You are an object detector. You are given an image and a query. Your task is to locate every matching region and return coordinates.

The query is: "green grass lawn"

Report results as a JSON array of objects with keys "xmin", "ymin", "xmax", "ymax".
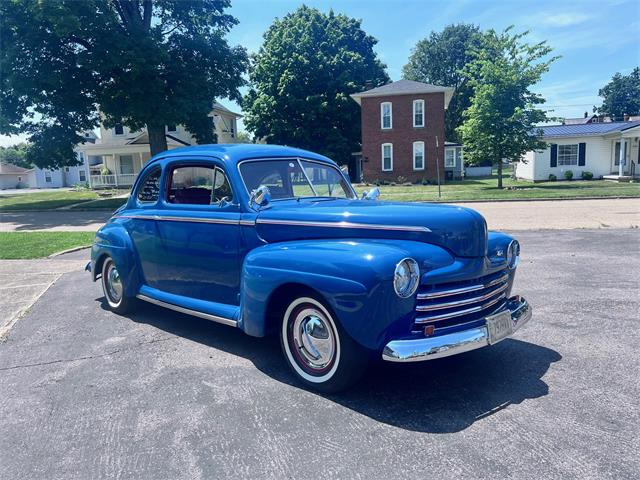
[
  {"xmin": 355, "ymin": 176, "xmax": 640, "ymax": 202},
  {"xmin": 69, "ymin": 196, "xmax": 128, "ymax": 210},
  {"xmin": 0, "ymin": 232, "xmax": 94, "ymax": 259},
  {"xmin": 0, "ymin": 189, "xmax": 128, "ymax": 211}
]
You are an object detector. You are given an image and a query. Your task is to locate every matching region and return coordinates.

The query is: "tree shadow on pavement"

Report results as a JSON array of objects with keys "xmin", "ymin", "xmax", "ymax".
[{"xmin": 106, "ymin": 299, "xmax": 561, "ymax": 434}]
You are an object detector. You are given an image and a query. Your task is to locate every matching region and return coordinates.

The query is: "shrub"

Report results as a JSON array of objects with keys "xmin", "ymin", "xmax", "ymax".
[
  {"xmin": 421, "ymin": 177, "xmax": 429, "ymax": 185},
  {"xmin": 581, "ymin": 171, "xmax": 593, "ymax": 180},
  {"xmin": 397, "ymin": 175, "xmax": 407, "ymax": 184},
  {"xmin": 564, "ymin": 170, "xmax": 573, "ymax": 180},
  {"xmin": 548, "ymin": 174, "xmax": 557, "ymax": 181}
]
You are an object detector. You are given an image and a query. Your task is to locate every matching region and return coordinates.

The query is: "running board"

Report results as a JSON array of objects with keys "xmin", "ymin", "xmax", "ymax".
[{"xmin": 136, "ymin": 294, "xmax": 238, "ymax": 327}]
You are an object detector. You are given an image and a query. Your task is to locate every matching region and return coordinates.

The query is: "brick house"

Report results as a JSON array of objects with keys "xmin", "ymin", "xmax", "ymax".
[{"xmin": 350, "ymin": 80, "xmax": 454, "ymax": 183}]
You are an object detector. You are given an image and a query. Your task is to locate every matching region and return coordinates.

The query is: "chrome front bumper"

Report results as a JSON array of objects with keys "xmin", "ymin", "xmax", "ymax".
[{"xmin": 382, "ymin": 296, "xmax": 532, "ymax": 362}]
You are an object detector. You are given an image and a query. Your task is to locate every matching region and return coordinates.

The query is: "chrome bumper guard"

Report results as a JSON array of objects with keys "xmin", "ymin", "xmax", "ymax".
[{"xmin": 382, "ymin": 296, "xmax": 531, "ymax": 363}]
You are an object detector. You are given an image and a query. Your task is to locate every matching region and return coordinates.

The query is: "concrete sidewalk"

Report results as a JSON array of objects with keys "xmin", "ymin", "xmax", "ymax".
[
  {"xmin": 1, "ymin": 198, "xmax": 638, "ymax": 232},
  {"xmin": 0, "ymin": 249, "xmax": 89, "ymax": 340}
]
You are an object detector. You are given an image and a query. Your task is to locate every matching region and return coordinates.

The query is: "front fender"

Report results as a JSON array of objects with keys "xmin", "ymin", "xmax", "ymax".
[
  {"xmin": 91, "ymin": 221, "xmax": 142, "ymax": 298},
  {"xmin": 240, "ymin": 239, "xmax": 455, "ymax": 351}
]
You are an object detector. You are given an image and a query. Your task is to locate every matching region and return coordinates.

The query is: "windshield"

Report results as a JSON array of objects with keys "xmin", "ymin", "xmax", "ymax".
[{"xmin": 239, "ymin": 159, "xmax": 355, "ymax": 200}]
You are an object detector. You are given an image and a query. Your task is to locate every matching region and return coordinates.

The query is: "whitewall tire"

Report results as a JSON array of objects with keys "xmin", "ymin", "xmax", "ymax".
[{"xmin": 280, "ymin": 296, "xmax": 368, "ymax": 393}]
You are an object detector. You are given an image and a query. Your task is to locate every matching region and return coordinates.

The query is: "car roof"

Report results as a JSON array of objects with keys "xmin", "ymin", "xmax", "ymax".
[{"xmin": 154, "ymin": 144, "xmax": 334, "ymax": 167}]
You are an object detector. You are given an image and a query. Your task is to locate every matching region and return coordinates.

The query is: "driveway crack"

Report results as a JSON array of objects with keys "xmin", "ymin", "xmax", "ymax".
[{"xmin": 0, "ymin": 335, "xmax": 177, "ymax": 372}]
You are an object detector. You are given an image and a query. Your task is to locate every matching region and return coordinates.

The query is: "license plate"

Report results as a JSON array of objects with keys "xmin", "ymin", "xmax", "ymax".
[{"xmin": 486, "ymin": 310, "xmax": 514, "ymax": 345}]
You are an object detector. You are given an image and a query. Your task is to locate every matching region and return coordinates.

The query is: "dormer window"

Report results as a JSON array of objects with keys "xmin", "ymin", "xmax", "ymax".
[
  {"xmin": 380, "ymin": 102, "xmax": 392, "ymax": 129},
  {"xmin": 166, "ymin": 124, "xmax": 177, "ymax": 133},
  {"xmin": 114, "ymin": 124, "xmax": 124, "ymax": 135},
  {"xmin": 413, "ymin": 99, "xmax": 424, "ymax": 127}
]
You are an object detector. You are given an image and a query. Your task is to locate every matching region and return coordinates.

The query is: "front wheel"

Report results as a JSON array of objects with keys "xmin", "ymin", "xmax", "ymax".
[
  {"xmin": 280, "ymin": 296, "xmax": 368, "ymax": 393},
  {"xmin": 101, "ymin": 257, "xmax": 135, "ymax": 314}
]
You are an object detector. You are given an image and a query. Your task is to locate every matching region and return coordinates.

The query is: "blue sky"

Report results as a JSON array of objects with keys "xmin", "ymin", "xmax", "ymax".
[{"xmin": 1, "ymin": 0, "xmax": 638, "ymax": 147}]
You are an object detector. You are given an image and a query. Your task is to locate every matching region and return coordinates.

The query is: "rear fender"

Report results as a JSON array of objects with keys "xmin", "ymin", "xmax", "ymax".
[{"xmin": 240, "ymin": 239, "xmax": 454, "ymax": 351}]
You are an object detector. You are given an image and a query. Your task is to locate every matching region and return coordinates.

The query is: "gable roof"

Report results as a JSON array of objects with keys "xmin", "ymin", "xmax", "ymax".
[
  {"xmin": 0, "ymin": 162, "xmax": 33, "ymax": 175},
  {"xmin": 540, "ymin": 121, "xmax": 640, "ymax": 139},
  {"xmin": 350, "ymin": 79, "xmax": 455, "ymax": 108}
]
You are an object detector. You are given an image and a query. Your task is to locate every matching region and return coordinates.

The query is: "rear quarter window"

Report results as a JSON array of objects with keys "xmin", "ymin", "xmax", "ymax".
[{"xmin": 136, "ymin": 167, "xmax": 161, "ymax": 203}]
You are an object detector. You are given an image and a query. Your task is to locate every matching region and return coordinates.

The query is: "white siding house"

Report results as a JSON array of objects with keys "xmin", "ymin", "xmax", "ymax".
[
  {"xmin": 79, "ymin": 102, "xmax": 241, "ymax": 188},
  {"xmin": 515, "ymin": 122, "xmax": 640, "ymax": 181}
]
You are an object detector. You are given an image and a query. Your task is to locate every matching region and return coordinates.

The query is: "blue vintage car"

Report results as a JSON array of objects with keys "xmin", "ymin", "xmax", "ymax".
[{"xmin": 88, "ymin": 144, "xmax": 531, "ymax": 392}]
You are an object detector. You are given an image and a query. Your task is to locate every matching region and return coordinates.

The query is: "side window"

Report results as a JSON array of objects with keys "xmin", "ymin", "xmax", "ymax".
[
  {"xmin": 136, "ymin": 167, "xmax": 161, "ymax": 203},
  {"xmin": 167, "ymin": 165, "xmax": 233, "ymax": 205}
]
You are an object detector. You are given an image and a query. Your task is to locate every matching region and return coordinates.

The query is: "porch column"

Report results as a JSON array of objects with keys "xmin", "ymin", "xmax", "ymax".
[{"xmin": 619, "ymin": 138, "xmax": 626, "ymax": 176}]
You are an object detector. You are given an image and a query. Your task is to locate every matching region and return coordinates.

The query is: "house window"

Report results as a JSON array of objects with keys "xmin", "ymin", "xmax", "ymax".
[
  {"xmin": 558, "ymin": 144, "xmax": 579, "ymax": 166},
  {"xmin": 614, "ymin": 141, "xmax": 627, "ymax": 166},
  {"xmin": 413, "ymin": 100, "xmax": 424, "ymax": 127},
  {"xmin": 79, "ymin": 170, "xmax": 87, "ymax": 182},
  {"xmin": 380, "ymin": 102, "xmax": 392, "ymax": 129},
  {"xmin": 166, "ymin": 124, "xmax": 177, "ymax": 133},
  {"xmin": 113, "ymin": 124, "xmax": 124, "ymax": 135},
  {"xmin": 45, "ymin": 171, "xmax": 52, "ymax": 183},
  {"xmin": 413, "ymin": 141, "xmax": 425, "ymax": 170},
  {"xmin": 65, "ymin": 167, "xmax": 70, "ymax": 172},
  {"xmin": 445, "ymin": 148, "xmax": 456, "ymax": 167},
  {"xmin": 119, "ymin": 155, "xmax": 134, "ymax": 175},
  {"xmin": 17, "ymin": 176, "xmax": 22, "ymax": 182},
  {"xmin": 381, "ymin": 143, "xmax": 393, "ymax": 171}
]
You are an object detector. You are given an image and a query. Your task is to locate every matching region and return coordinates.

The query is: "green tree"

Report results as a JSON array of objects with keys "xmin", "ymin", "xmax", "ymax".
[
  {"xmin": 0, "ymin": 0, "xmax": 247, "ymax": 169},
  {"xmin": 459, "ymin": 28, "xmax": 557, "ymax": 188},
  {"xmin": 0, "ymin": 143, "xmax": 31, "ymax": 169},
  {"xmin": 242, "ymin": 6, "xmax": 389, "ymax": 164},
  {"xmin": 596, "ymin": 67, "xmax": 640, "ymax": 120},
  {"xmin": 403, "ymin": 24, "xmax": 482, "ymax": 142},
  {"xmin": 235, "ymin": 131, "xmax": 254, "ymax": 143}
]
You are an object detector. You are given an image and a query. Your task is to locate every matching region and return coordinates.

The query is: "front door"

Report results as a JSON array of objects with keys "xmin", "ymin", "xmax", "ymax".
[{"xmin": 151, "ymin": 160, "xmax": 241, "ymax": 305}]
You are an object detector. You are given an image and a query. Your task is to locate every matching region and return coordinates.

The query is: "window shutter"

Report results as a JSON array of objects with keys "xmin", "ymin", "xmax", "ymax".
[
  {"xmin": 578, "ymin": 143, "xmax": 586, "ymax": 166},
  {"xmin": 550, "ymin": 144, "xmax": 557, "ymax": 167}
]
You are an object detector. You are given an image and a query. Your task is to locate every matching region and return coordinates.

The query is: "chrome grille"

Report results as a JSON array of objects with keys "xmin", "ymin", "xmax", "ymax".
[{"xmin": 415, "ymin": 270, "xmax": 510, "ymax": 331}]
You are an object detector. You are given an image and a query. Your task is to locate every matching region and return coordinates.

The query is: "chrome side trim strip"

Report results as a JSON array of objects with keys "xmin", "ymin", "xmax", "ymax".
[
  {"xmin": 417, "ymin": 273, "xmax": 509, "ymax": 300},
  {"xmin": 255, "ymin": 218, "xmax": 431, "ymax": 233},
  {"xmin": 415, "ymin": 292, "xmax": 506, "ymax": 324},
  {"xmin": 116, "ymin": 215, "xmax": 239, "ymax": 225},
  {"xmin": 136, "ymin": 294, "xmax": 238, "ymax": 327},
  {"xmin": 239, "ymin": 219, "xmax": 256, "ymax": 226},
  {"xmin": 416, "ymin": 282, "xmax": 509, "ymax": 312}
]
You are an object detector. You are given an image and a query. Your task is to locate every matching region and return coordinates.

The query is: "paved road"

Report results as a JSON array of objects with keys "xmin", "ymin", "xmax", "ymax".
[
  {"xmin": 1, "ymin": 229, "xmax": 638, "ymax": 479},
  {"xmin": 1, "ymin": 198, "xmax": 638, "ymax": 232}
]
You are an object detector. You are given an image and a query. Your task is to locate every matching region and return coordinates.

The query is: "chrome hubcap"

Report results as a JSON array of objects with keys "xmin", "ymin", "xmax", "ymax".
[
  {"xmin": 106, "ymin": 263, "xmax": 123, "ymax": 303},
  {"xmin": 292, "ymin": 308, "xmax": 336, "ymax": 371}
]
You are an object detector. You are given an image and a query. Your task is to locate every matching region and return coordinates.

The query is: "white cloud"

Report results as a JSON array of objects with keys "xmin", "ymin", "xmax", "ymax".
[{"xmin": 539, "ymin": 12, "xmax": 593, "ymax": 27}]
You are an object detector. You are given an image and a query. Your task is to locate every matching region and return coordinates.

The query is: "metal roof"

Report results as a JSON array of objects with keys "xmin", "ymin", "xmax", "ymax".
[
  {"xmin": 540, "ymin": 121, "xmax": 640, "ymax": 138},
  {"xmin": 154, "ymin": 143, "xmax": 333, "ymax": 166}
]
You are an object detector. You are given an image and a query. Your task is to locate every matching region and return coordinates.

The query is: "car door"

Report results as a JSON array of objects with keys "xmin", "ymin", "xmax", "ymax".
[{"xmin": 151, "ymin": 159, "xmax": 241, "ymax": 305}]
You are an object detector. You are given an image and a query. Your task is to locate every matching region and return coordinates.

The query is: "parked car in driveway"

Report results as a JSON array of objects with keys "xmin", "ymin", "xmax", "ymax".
[{"xmin": 87, "ymin": 144, "xmax": 532, "ymax": 392}]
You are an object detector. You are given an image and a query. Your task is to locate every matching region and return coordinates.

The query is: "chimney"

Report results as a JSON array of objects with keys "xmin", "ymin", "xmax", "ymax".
[{"xmin": 623, "ymin": 114, "xmax": 630, "ymax": 122}]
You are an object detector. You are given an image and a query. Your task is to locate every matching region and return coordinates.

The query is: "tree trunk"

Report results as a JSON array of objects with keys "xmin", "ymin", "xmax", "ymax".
[
  {"xmin": 497, "ymin": 159, "xmax": 503, "ymax": 189},
  {"xmin": 147, "ymin": 124, "xmax": 168, "ymax": 157}
]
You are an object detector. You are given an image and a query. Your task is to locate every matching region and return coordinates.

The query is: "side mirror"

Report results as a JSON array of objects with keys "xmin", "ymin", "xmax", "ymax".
[
  {"xmin": 250, "ymin": 185, "xmax": 271, "ymax": 209},
  {"xmin": 361, "ymin": 186, "xmax": 380, "ymax": 201}
]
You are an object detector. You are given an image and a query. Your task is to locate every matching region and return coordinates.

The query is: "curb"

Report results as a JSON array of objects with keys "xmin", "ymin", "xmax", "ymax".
[{"xmin": 47, "ymin": 245, "xmax": 92, "ymax": 258}]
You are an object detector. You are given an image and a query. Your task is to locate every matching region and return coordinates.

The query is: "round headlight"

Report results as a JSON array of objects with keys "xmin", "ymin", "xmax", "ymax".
[
  {"xmin": 506, "ymin": 240, "xmax": 520, "ymax": 269},
  {"xmin": 393, "ymin": 258, "xmax": 420, "ymax": 298}
]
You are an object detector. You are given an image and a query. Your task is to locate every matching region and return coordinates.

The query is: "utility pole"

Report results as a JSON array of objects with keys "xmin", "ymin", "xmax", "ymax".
[{"xmin": 435, "ymin": 136, "xmax": 442, "ymax": 199}]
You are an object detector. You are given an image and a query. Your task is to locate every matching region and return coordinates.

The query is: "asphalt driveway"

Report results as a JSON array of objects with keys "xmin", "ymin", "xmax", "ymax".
[{"xmin": 0, "ymin": 229, "xmax": 638, "ymax": 479}]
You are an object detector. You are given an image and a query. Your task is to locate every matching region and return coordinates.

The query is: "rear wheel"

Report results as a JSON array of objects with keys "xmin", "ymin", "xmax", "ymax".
[
  {"xmin": 101, "ymin": 257, "xmax": 135, "ymax": 314},
  {"xmin": 280, "ymin": 296, "xmax": 368, "ymax": 393}
]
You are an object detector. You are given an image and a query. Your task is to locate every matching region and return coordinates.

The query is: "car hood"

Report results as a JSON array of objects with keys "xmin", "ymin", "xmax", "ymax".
[{"xmin": 255, "ymin": 199, "xmax": 488, "ymax": 257}]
